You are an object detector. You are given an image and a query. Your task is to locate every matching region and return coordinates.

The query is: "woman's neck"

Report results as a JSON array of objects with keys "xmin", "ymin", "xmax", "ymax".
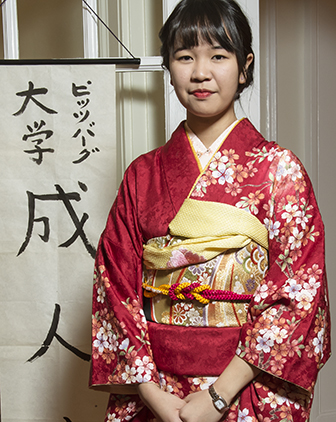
[{"xmin": 186, "ymin": 110, "xmax": 237, "ymax": 148}]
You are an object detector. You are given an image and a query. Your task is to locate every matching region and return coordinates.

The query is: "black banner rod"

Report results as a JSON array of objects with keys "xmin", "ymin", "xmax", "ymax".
[{"xmin": 0, "ymin": 58, "xmax": 141, "ymax": 66}]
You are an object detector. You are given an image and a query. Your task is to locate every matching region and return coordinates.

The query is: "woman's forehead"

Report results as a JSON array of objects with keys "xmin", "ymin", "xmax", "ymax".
[
  {"xmin": 172, "ymin": 21, "xmax": 233, "ymax": 51},
  {"xmin": 172, "ymin": 31, "xmax": 233, "ymax": 54},
  {"xmin": 174, "ymin": 39, "xmax": 226, "ymax": 53}
]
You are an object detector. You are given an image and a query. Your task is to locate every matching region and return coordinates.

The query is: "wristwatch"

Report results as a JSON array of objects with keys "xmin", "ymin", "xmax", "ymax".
[{"xmin": 208, "ymin": 384, "xmax": 229, "ymax": 413}]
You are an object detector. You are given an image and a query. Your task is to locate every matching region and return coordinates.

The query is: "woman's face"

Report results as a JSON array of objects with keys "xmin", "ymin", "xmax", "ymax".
[{"xmin": 169, "ymin": 39, "xmax": 250, "ymax": 125}]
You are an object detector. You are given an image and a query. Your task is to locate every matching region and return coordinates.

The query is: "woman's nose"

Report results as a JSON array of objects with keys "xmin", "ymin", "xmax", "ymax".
[{"xmin": 191, "ymin": 59, "xmax": 212, "ymax": 81}]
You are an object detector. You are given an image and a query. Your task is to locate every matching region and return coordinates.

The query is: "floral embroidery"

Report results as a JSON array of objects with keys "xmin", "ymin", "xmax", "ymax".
[
  {"xmin": 238, "ymin": 408, "xmax": 254, "ymax": 422},
  {"xmin": 172, "ymin": 303, "xmax": 190, "ymax": 325},
  {"xmin": 105, "ymin": 395, "xmax": 144, "ymax": 422},
  {"xmin": 236, "ymin": 190, "xmax": 265, "ymax": 215},
  {"xmin": 92, "ymin": 266, "xmax": 158, "ymax": 385},
  {"xmin": 160, "ymin": 372, "xmax": 184, "ymax": 398},
  {"xmin": 190, "ymin": 147, "xmax": 262, "ymax": 198},
  {"xmin": 191, "ymin": 149, "xmax": 254, "ymax": 197},
  {"xmin": 236, "ymin": 155, "xmax": 328, "ymax": 378},
  {"xmin": 225, "ymin": 181, "xmax": 242, "ymax": 196},
  {"xmin": 106, "ymin": 413, "xmax": 121, "ymax": 422},
  {"xmin": 212, "ymin": 162, "xmax": 234, "ymax": 185},
  {"xmin": 167, "ymin": 248, "xmax": 206, "ymax": 269},
  {"xmin": 238, "ymin": 267, "xmax": 327, "ymax": 377},
  {"xmin": 264, "ymin": 218, "xmax": 280, "ymax": 239}
]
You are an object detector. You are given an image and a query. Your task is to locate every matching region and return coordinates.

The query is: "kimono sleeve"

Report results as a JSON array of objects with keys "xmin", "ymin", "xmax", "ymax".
[
  {"xmin": 236, "ymin": 149, "xmax": 331, "ymax": 393},
  {"xmin": 89, "ymin": 164, "xmax": 160, "ymax": 390}
]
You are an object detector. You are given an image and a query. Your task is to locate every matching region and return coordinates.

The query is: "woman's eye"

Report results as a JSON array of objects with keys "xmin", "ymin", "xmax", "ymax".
[
  {"xmin": 213, "ymin": 54, "xmax": 226, "ymax": 61},
  {"xmin": 178, "ymin": 55, "xmax": 193, "ymax": 62}
]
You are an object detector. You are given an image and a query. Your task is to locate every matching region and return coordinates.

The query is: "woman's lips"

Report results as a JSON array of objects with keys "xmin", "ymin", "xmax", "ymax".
[{"xmin": 191, "ymin": 90, "xmax": 214, "ymax": 99}]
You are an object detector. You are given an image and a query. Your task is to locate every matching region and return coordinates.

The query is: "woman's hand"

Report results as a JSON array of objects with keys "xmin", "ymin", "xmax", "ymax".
[
  {"xmin": 179, "ymin": 390, "xmax": 225, "ymax": 422},
  {"xmin": 137, "ymin": 382, "xmax": 186, "ymax": 422},
  {"xmin": 179, "ymin": 356, "xmax": 260, "ymax": 422}
]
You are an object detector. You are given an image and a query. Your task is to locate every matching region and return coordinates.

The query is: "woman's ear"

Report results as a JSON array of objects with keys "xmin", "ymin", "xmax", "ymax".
[{"xmin": 239, "ymin": 53, "xmax": 254, "ymax": 84}]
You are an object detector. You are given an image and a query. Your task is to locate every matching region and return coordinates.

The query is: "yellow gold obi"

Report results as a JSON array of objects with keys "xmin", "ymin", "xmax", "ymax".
[{"xmin": 142, "ymin": 199, "xmax": 269, "ymax": 328}]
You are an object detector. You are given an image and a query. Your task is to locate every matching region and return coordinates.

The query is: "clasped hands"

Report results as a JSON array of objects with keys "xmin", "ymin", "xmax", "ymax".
[
  {"xmin": 137, "ymin": 356, "xmax": 259, "ymax": 422},
  {"xmin": 137, "ymin": 383, "xmax": 227, "ymax": 422}
]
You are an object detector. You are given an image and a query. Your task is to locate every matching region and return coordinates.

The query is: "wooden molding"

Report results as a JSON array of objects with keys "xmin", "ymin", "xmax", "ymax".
[
  {"xmin": 261, "ymin": 0, "xmax": 278, "ymax": 142},
  {"xmin": 82, "ymin": 0, "xmax": 99, "ymax": 58},
  {"xmin": 1, "ymin": 0, "xmax": 19, "ymax": 59},
  {"xmin": 303, "ymin": 0, "xmax": 319, "ymax": 194}
]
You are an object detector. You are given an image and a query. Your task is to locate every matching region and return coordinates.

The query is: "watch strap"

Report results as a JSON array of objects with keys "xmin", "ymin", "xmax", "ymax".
[{"xmin": 208, "ymin": 384, "xmax": 229, "ymax": 412}]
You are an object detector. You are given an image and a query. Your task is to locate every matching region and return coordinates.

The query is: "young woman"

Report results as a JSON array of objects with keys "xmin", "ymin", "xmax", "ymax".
[{"xmin": 90, "ymin": 1, "xmax": 330, "ymax": 421}]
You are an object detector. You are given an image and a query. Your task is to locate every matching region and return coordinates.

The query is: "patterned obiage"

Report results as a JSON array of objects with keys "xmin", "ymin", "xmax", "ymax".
[{"xmin": 90, "ymin": 119, "xmax": 331, "ymax": 422}]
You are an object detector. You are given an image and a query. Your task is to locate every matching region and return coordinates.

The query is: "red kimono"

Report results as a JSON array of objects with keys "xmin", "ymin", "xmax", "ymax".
[{"xmin": 90, "ymin": 119, "xmax": 330, "ymax": 422}]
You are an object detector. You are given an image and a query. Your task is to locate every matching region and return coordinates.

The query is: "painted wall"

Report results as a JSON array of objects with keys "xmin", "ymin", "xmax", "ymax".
[
  {"xmin": 1, "ymin": 0, "xmax": 83, "ymax": 59},
  {"xmin": 260, "ymin": 1, "xmax": 336, "ymax": 420},
  {"xmin": 260, "ymin": 0, "xmax": 306, "ymax": 160},
  {"xmin": 313, "ymin": 2, "xmax": 336, "ymax": 419}
]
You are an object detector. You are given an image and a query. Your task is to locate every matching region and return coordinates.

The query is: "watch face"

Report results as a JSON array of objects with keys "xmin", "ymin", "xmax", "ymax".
[{"xmin": 214, "ymin": 399, "xmax": 226, "ymax": 411}]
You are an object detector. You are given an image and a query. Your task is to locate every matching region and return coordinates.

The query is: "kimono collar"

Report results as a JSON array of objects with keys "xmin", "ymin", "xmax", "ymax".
[{"xmin": 185, "ymin": 120, "xmax": 239, "ymax": 170}]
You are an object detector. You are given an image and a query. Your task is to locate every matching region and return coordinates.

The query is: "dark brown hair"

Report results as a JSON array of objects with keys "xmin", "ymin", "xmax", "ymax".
[{"xmin": 159, "ymin": 0, "xmax": 254, "ymax": 98}]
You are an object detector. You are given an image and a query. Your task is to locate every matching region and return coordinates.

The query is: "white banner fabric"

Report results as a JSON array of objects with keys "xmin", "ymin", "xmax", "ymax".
[{"xmin": 0, "ymin": 64, "xmax": 117, "ymax": 421}]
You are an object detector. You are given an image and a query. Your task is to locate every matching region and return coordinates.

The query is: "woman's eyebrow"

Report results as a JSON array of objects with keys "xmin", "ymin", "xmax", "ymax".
[
  {"xmin": 211, "ymin": 45, "xmax": 227, "ymax": 50},
  {"xmin": 173, "ymin": 46, "xmax": 189, "ymax": 55},
  {"xmin": 172, "ymin": 44, "xmax": 229, "ymax": 55}
]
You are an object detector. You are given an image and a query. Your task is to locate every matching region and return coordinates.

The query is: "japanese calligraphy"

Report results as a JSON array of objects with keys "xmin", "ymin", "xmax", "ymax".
[
  {"xmin": 27, "ymin": 303, "xmax": 91, "ymax": 363},
  {"xmin": 13, "ymin": 81, "xmax": 58, "ymax": 116},
  {"xmin": 18, "ymin": 182, "xmax": 96, "ymax": 258},
  {"xmin": 22, "ymin": 120, "xmax": 55, "ymax": 164},
  {"xmin": 13, "ymin": 81, "xmax": 57, "ymax": 165},
  {"xmin": 72, "ymin": 81, "xmax": 100, "ymax": 164},
  {"xmin": 12, "ymin": 79, "xmax": 102, "ymax": 165}
]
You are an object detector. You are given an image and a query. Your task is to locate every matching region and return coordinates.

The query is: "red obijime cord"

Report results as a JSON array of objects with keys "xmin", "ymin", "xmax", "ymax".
[{"xmin": 142, "ymin": 281, "xmax": 253, "ymax": 305}]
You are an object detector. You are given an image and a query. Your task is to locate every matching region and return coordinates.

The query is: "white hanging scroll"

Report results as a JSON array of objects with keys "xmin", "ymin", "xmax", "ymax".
[{"xmin": 0, "ymin": 64, "xmax": 116, "ymax": 421}]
